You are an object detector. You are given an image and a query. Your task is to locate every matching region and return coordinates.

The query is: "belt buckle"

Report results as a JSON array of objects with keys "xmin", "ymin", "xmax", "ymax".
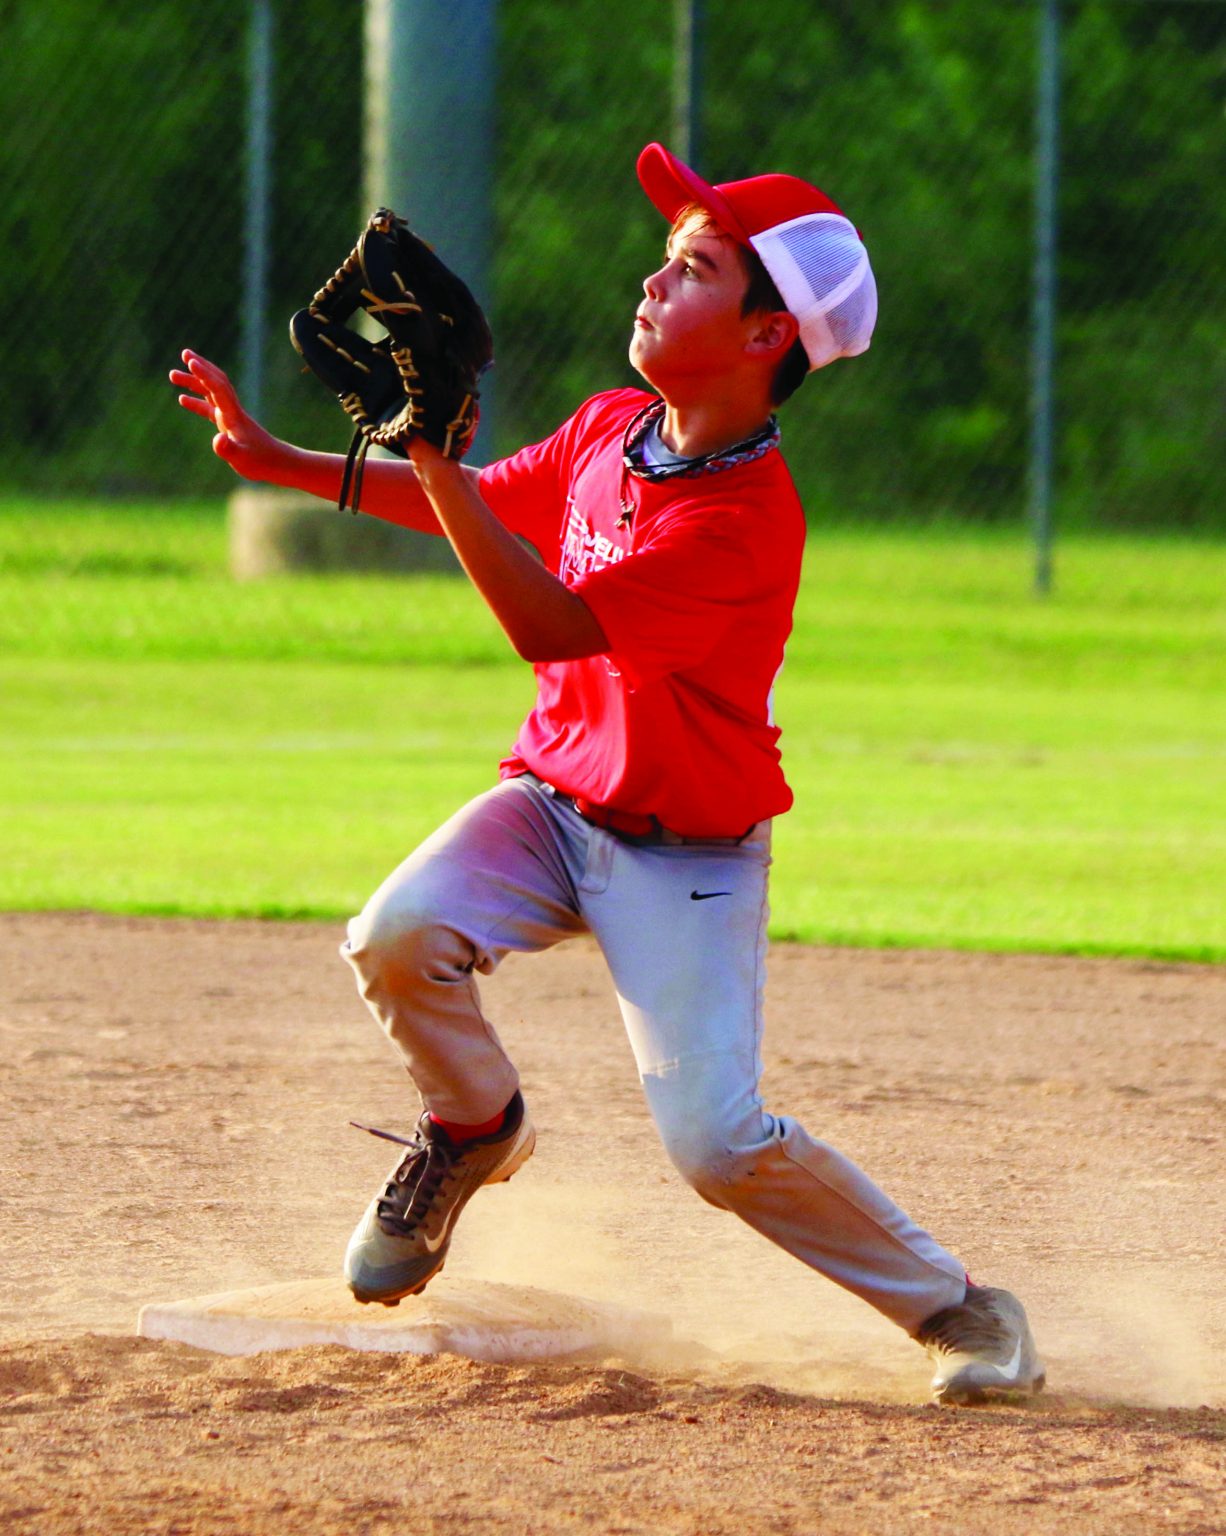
[{"xmin": 572, "ymin": 794, "xmax": 660, "ymax": 843}]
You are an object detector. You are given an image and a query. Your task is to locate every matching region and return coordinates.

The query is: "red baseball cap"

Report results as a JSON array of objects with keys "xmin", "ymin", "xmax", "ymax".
[{"xmin": 636, "ymin": 142, "xmax": 877, "ymax": 372}]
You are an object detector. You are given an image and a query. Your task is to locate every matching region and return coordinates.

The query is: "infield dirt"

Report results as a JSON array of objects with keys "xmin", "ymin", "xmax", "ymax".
[{"xmin": 1, "ymin": 912, "xmax": 1222, "ymax": 1534}]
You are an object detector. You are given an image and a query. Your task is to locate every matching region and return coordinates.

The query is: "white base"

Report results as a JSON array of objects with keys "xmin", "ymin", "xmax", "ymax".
[{"xmin": 137, "ymin": 1277, "xmax": 671, "ymax": 1362}]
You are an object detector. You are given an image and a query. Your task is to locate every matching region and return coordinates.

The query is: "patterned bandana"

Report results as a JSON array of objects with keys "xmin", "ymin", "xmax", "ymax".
[{"xmin": 621, "ymin": 397, "xmax": 781, "ymax": 483}]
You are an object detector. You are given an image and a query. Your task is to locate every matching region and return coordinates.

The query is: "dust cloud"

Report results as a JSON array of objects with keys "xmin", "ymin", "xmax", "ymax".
[{"xmin": 448, "ymin": 1179, "xmax": 1224, "ymax": 1408}]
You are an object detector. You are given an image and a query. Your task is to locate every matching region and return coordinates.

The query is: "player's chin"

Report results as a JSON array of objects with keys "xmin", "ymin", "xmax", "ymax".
[{"xmin": 628, "ymin": 333, "xmax": 664, "ymax": 388}]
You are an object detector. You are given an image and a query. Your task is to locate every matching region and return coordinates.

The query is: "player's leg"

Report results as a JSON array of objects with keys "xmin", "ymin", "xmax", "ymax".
[
  {"xmin": 341, "ymin": 775, "xmax": 587, "ymax": 1121},
  {"xmin": 586, "ymin": 823, "xmax": 1044, "ymax": 1400},
  {"xmin": 339, "ymin": 775, "xmax": 589, "ymax": 1303},
  {"xmin": 584, "ymin": 823, "xmax": 969, "ymax": 1330}
]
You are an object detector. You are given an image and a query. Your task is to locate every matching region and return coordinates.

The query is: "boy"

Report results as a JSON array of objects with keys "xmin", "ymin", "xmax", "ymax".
[{"xmin": 173, "ymin": 142, "xmax": 1044, "ymax": 1405}]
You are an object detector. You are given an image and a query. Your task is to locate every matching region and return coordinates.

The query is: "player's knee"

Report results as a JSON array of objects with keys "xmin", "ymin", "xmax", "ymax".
[
  {"xmin": 645, "ymin": 1074, "xmax": 772, "ymax": 1210},
  {"xmin": 658, "ymin": 1123, "xmax": 750, "ymax": 1211},
  {"xmin": 342, "ymin": 879, "xmax": 462, "ymax": 998}
]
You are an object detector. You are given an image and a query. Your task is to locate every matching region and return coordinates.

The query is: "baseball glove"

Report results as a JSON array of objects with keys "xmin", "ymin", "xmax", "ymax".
[{"xmin": 289, "ymin": 208, "xmax": 493, "ymax": 512}]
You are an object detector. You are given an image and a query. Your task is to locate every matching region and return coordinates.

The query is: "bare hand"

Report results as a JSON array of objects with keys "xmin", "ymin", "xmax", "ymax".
[{"xmin": 170, "ymin": 350, "xmax": 282, "ymax": 481}]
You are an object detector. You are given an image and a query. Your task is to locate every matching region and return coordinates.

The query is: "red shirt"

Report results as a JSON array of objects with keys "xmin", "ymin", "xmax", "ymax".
[{"xmin": 478, "ymin": 389, "xmax": 806, "ymax": 838}]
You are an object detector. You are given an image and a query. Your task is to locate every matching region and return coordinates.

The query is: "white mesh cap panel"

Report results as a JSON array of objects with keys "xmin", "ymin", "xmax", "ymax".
[{"xmin": 750, "ymin": 213, "xmax": 878, "ymax": 370}]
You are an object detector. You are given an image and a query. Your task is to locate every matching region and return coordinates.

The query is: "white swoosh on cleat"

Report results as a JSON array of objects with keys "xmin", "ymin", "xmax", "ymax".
[
  {"xmin": 421, "ymin": 1209, "xmax": 455, "ymax": 1255},
  {"xmin": 990, "ymin": 1338, "xmax": 1024, "ymax": 1382}
]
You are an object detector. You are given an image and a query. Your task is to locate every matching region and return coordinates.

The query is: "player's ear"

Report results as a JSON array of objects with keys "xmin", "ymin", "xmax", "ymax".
[{"xmin": 745, "ymin": 309, "xmax": 799, "ymax": 360}]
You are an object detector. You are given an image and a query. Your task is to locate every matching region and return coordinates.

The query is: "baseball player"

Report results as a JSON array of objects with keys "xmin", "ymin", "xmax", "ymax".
[{"xmin": 173, "ymin": 142, "xmax": 1044, "ymax": 1405}]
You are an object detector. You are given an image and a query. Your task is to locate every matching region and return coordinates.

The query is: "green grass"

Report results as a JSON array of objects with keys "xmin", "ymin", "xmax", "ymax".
[{"xmin": 1, "ymin": 497, "xmax": 1223, "ymax": 961}]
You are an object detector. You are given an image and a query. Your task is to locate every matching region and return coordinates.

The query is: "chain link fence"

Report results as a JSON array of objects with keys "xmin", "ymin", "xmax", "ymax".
[{"xmin": 1, "ymin": 0, "xmax": 1222, "ymax": 584}]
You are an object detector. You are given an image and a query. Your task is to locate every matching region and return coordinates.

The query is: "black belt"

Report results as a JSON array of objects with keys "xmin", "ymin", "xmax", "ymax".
[{"xmin": 527, "ymin": 776, "xmax": 753, "ymax": 847}]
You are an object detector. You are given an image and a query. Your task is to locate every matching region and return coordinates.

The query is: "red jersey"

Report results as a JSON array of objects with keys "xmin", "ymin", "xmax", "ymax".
[{"xmin": 477, "ymin": 389, "xmax": 805, "ymax": 838}]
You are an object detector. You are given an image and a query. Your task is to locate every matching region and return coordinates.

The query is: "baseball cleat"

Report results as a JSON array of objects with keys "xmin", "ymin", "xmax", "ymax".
[
  {"xmin": 916, "ymin": 1284, "xmax": 1046, "ymax": 1406},
  {"xmin": 344, "ymin": 1092, "xmax": 535, "ymax": 1306}
]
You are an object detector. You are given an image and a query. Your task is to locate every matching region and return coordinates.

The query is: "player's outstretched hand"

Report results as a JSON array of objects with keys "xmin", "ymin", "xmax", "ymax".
[{"xmin": 170, "ymin": 349, "xmax": 283, "ymax": 481}]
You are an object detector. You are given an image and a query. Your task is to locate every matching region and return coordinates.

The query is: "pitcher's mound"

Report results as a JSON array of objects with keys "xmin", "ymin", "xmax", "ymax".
[{"xmin": 137, "ymin": 1276, "xmax": 671, "ymax": 1362}]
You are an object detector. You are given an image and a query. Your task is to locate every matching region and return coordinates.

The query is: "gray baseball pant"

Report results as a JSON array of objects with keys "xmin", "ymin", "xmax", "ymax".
[{"xmin": 341, "ymin": 773, "xmax": 967, "ymax": 1334}]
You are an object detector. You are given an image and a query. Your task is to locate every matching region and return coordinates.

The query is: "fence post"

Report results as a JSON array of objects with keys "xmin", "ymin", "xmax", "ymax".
[
  {"xmin": 365, "ymin": 0, "xmax": 497, "ymax": 462},
  {"xmin": 673, "ymin": 0, "xmax": 705, "ymax": 170},
  {"xmin": 1030, "ymin": 0, "xmax": 1061, "ymax": 596},
  {"xmin": 241, "ymin": 0, "xmax": 274, "ymax": 419}
]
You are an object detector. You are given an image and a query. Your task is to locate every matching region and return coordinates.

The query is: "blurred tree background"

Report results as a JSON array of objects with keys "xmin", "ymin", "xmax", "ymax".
[{"xmin": 1, "ymin": 0, "xmax": 1222, "ymax": 529}]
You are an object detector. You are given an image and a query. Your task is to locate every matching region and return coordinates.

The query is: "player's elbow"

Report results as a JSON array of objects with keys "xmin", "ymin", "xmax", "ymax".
[
  {"xmin": 513, "ymin": 636, "xmax": 604, "ymax": 664},
  {"xmin": 509, "ymin": 605, "xmax": 609, "ymax": 664}
]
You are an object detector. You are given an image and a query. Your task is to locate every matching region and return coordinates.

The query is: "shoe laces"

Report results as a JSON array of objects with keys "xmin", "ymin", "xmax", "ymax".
[
  {"xmin": 350, "ymin": 1117, "xmax": 459, "ymax": 1235},
  {"xmin": 918, "ymin": 1291, "xmax": 1012, "ymax": 1357}
]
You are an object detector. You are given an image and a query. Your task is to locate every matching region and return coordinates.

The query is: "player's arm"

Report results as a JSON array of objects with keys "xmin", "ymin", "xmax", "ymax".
[
  {"xmin": 409, "ymin": 441, "xmax": 608, "ymax": 663},
  {"xmin": 170, "ymin": 349, "xmax": 462, "ymax": 533}
]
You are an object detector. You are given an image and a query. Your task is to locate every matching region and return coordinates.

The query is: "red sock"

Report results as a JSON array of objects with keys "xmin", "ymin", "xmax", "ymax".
[{"xmin": 428, "ymin": 1108, "xmax": 506, "ymax": 1144}]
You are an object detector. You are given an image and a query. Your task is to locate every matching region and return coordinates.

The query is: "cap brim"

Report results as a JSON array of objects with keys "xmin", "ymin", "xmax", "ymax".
[{"xmin": 636, "ymin": 142, "xmax": 752, "ymax": 245}]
